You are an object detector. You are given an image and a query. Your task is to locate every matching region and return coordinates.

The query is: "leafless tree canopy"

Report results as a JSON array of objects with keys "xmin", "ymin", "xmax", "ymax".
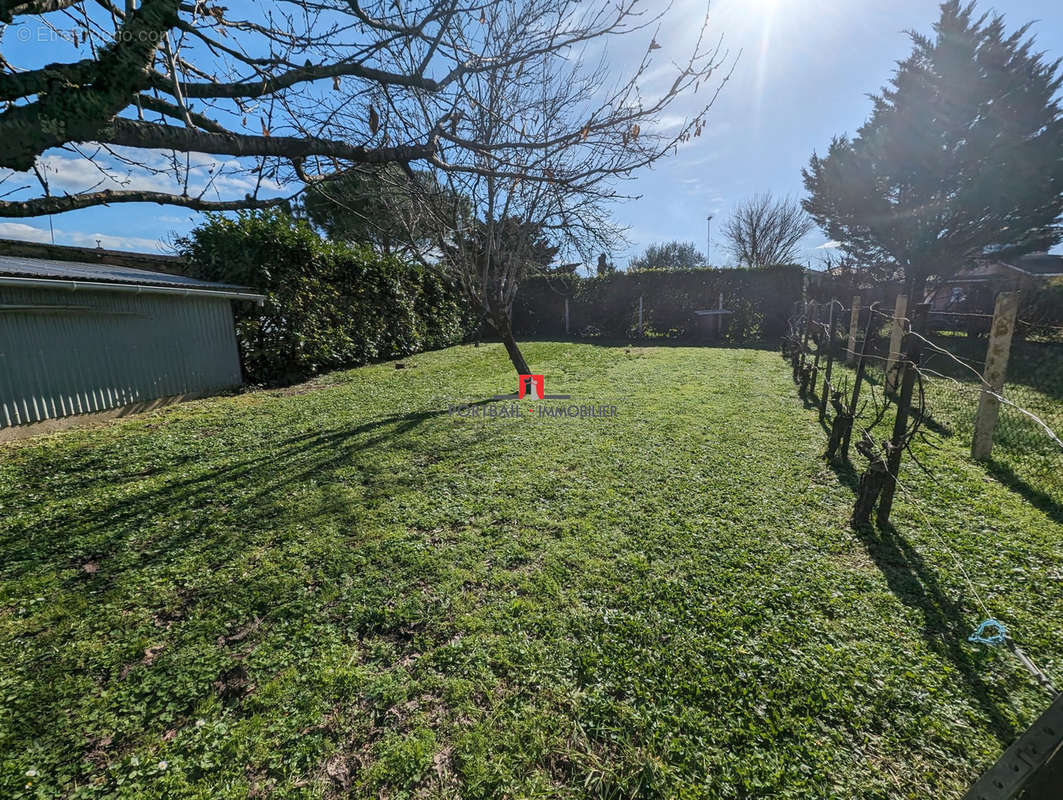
[
  {"xmin": 374, "ymin": 7, "xmax": 731, "ymax": 373},
  {"xmin": 0, "ymin": 0, "xmax": 731, "ymax": 218},
  {"xmin": 722, "ymin": 193, "xmax": 814, "ymax": 267}
]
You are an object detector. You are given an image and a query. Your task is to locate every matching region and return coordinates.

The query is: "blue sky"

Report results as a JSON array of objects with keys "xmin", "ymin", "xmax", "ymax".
[
  {"xmin": 606, "ymin": 0, "xmax": 1063, "ymax": 268},
  {"xmin": 1, "ymin": 0, "xmax": 1061, "ymax": 267}
]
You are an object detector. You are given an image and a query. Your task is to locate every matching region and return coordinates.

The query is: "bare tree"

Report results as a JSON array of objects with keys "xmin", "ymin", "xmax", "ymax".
[
  {"xmin": 817, "ymin": 248, "xmax": 900, "ymax": 284},
  {"xmin": 348, "ymin": 2, "xmax": 733, "ymax": 379},
  {"xmin": 0, "ymin": 0, "xmax": 730, "ymax": 221},
  {"xmin": 722, "ymin": 193, "xmax": 814, "ymax": 267}
]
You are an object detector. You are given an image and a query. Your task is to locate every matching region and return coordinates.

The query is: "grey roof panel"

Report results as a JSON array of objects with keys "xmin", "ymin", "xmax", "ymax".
[
  {"xmin": 0, "ymin": 254, "xmax": 256, "ymax": 292},
  {"xmin": 1007, "ymin": 253, "xmax": 1063, "ymax": 276}
]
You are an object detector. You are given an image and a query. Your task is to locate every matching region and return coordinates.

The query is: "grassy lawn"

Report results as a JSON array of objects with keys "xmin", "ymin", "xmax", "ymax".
[
  {"xmin": 1, "ymin": 342, "xmax": 1060, "ymax": 799},
  {"xmin": 914, "ymin": 334, "xmax": 1063, "ymax": 507}
]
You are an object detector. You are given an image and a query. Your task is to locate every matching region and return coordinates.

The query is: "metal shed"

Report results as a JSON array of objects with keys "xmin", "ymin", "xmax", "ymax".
[{"xmin": 0, "ymin": 252, "xmax": 264, "ymax": 440}]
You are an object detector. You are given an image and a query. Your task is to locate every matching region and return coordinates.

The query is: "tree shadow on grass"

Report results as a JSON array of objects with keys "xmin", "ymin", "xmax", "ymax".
[
  {"xmin": 825, "ymin": 456, "xmax": 860, "ymax": 492},
  {"xmin": 800, "ymin": 390, "xmax": 823, "ymax": 414},
  {"xmin": 0, "ymin": 402, "xmax": 510, "ymax": 780},
  {"xmin": 1, "ymin": 402, "xmax": 494, "ymax": 584},
  {"xmin": 852, "ymin": 519, "xmax": 1019, "ymax": 745},
  {"xmin": 983, "ymin": 460, "xmax": 1063, "ymax": 526}
]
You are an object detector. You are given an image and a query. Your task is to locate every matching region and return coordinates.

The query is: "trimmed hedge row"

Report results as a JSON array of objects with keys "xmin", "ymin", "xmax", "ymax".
[
  {"xmin": 1020, "ymin": 280, "xmax": 1063, "ymax": 338},
  {"xmin": 177, "ymin": 210, "xmax": 476, "ymax": 385},
  {"xmin": 513, "ymin": 265, "xmax": 804, "ymax": 342}
]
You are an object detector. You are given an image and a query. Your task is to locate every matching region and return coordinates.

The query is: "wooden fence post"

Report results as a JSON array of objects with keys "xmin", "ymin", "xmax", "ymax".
[
  {"xmin": 792, "ymin": 301, "xmax": 807, "ymax": 378},
  {"xmin": 798, "ymin": 301, "xmax": 814, "ymax": 394},
  {"xmin": 638, "ymin": 295, "xmax": 644, "ymax": 336},
  {"xmin": 564, "ymin": 297, "xmax": 570, "ymax": 336},
  {"xmin": 875, "ymin": 303, "xmax": 929, "ymax": 526},
  {"xmin": 885, "ymin": 294, "xmax": 909, "ymax": 392},
  {"xmin": 801, "ymin": 301, "xmax": 813, "ymax": 362},
  {"xmin": 972, "ymin": 292, "xmax": 1019, "ymax": 461},
  {"xmin": 819, "ymin": 300, "xmax": 837, "ymax": 422},
  {"xmin": 811, "ymin": 302, "xmax": 823, "ymax": 393},
  {"xmin": 846, "ymin": 295, "xmax": 861, "ymax": 366},
  {"xmin": 841, "ymin": 303, "xmax": 879, "ymax": 461}
]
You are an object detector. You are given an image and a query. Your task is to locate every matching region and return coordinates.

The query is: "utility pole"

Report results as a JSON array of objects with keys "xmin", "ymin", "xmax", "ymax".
[{"xmin": 706, "ymin": 215, "xmax": 713, "ymax": 266}]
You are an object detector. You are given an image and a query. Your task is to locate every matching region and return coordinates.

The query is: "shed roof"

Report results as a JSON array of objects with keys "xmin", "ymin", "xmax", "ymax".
[
  {"xmin": 0, "ymin": 254, "xmax": 264, "ymax": 301},
  {"xmin": 0, "ymin": 237, "xmax": 186, "ymax": 272},
  {"xmin": 1001, "ymin": 253, "xmax": 1063, "ymax": 277},
  {"xmin": 940, "ymin": 253, "xmax": 1063, "ymax": 286}
]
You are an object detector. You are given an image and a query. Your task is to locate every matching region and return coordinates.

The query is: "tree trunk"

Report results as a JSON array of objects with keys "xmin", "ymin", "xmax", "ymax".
[
  {"xmin": 906, "ymin": 269, "xmax": 928, "ymax": 305},
  {"xmin": 490, "ymin": 311, "xmax": 531, "ymax": 375}
]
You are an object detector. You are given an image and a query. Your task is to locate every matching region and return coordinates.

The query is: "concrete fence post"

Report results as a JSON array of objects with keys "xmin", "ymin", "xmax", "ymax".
[
  {"xmin": 846, "ymin": 295, "xmax": 861, "ymax": 366},
  {"xmin": 885, "ymin": 294, "xmax": 909, "ymax": 392},
  {"xmin": 972, "ymin": 292, "xmax": 1020, "ymax": 461}
]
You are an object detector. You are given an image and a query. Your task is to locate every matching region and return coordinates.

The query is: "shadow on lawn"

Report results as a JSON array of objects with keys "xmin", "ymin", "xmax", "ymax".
[
  {"xmin": 0, "ymin": 403, "xmax": 501, "ymax": 774},
  {"xmin": 1, "ymin": 402, "xmax": 490, "ymax": 583},
  {"xmin": 803, "ymin": 370, "xmax": 1022, "ymax": 743},
  {"xmin": 853, "ymin": 519, "xmax": 1019, "ymax": 745},
  {"xmin": 825, "ymin": 456, "xmax": 860, "ymax": 491},
  {"xmin": 984, "ymin": 460, "xmax": 1063, "ymax": 526}
]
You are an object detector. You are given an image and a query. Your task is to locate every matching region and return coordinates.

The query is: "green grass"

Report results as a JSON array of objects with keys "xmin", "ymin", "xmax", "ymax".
[
  {"xmin": 916, "ymin": 336, "xmax": 1063, "ymax": 505},
  {"xmin": 1, "ymin": 342, "xmax": 1060, "ymax": 799}
]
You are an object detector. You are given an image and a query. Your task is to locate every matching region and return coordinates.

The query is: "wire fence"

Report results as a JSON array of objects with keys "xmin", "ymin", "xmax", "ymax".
[
  {"xmin": 796, "ymin": 298, "xmax": 1063, "ymax": 508},
  {"xmin": 784, "ymin": 296, "xmax": 1063, "ymax": 702},
  {"xmin": 991, "ymin": 336, "xmax": 1063, "ymax": 503},
  {"xmin": 918, "ymin": 327, "xmax": 1063, "ymax": 505}
]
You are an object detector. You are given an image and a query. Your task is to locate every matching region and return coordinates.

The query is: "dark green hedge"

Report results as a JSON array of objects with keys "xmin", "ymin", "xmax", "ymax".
[
  {"xmin": 513, "ymin": 265, "xmax": 804, "ymax": 342},
  {"xmin": 1019, "ymin": 280, "xmax": 1063, "ymax": 339},
  {"xmin": 177, "ymin": 210, "xmax": 475, "ymax": 384}
]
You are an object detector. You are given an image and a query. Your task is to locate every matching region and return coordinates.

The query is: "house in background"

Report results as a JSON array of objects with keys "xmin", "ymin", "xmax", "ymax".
[
  {"xmin": 0, "ymin": 239, "xmax": 264, "ymax": 442},
  {"xmin": 926, "ymin": 253, "xmax": 1063, "ymax": 335}
]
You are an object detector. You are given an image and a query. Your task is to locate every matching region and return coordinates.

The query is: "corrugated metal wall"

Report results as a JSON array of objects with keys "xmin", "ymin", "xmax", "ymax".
[{"xmin": 0, "ymin": 286, "xmax": 243, "ymax": 428}]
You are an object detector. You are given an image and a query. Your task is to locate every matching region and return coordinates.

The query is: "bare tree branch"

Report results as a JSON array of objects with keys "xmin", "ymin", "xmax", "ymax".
[
  {"xmin": 0, "ymin": 0, "xmax": 82, "ymax": 23},
  {"xmin": 1, "ymin": 0, "xmax": 180, "ymax": 171},
  {"xmin": 136, "ymin": 94, "xmax": 227, "ymax": 133},
  {"xmin": 0, "ymin": 188, "xmax": 288, "ymax": 216},
  {"xmin": 723, "ymin": 193, "xmax": 814, "ymax": 267},
  {"xmin": 376, "ymin": 2, "xmax": 732, "ymax": 378},
  {"xmin": 0, "ymin": 0, "xmax": 730, "ymax": 218},
  {"xmin": 100, "ymin": 118, "xmax": 437, "ymax": 162}
]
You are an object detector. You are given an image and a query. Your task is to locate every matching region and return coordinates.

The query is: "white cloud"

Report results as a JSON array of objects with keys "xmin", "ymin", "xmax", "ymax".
[
  {"xmin": 652, "ymin": 114, "xmax": 687, "ymax": 133},
  {"xmin": 815, "ymin": 240, "xmax": 841, "ymax": 249},
  {"xmin": 69, "ymin": 231, "xmax": 170, "ymax": 252},
  {"xmin": 0, "ymin": 222, "xmax": 51, "ymax": 243},
  {"xmin": 16, "ymin": 147, "xmax": 281, "ymax": 201},
  {"xmin": 0, "ymin": 221, "xmax": 167, "ymax": 253}
]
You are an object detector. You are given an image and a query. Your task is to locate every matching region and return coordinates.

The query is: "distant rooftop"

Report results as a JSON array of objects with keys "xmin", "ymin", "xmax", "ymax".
[
  {"xmin": 0, "ymin": 237, "xmax": 185, "ymax": 273},
  {"xmin": 1001, "ymin": 252, "xmax": 1063, "ymax": 277},
  {"xmin": 0, "ymin": 253, "xmax": 262, "ymax": 296}
]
